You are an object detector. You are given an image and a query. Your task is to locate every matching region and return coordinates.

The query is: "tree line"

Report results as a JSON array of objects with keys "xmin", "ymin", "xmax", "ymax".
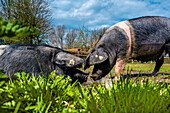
[
  {"xmin": 49, "ymin": 25, "xmax": 107, "ymax": 50},
  {"xmin": 0, "ymin": 0, "xmax": 107, "ymax": 50}
]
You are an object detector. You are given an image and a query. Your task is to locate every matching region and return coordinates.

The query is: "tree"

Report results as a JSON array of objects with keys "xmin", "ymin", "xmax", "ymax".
[
  {"xmin": 65, "ymin": 29, "xmax": 77, "ymax": 49},
  {"xmin": 89, "ymin": 30, "xmax": 98, "ymax": 48},
  {"xmin": 49, "ymin": 25, "xmax": 66, "ymax": 48},
  {"xmin": 0, "ymin": 0, "xmax": 52, "ymax": 44},
  {"xmin": 89, "ymin": 27, "xmax": 107, "ymax": 48},
  {"xmin": 48, "ymin": 26, "xmax": 58, "ymax": 47},
  {"xmin": 75, "ymin": 26, "xmax": 89, "ymax": 50},
  {"xmin": 56, "ymin": 25, "xmax": 66, "ymax": 49}
]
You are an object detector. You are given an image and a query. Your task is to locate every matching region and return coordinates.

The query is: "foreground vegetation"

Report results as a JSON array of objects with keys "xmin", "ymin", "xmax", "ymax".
[{"xmin": 0, "ymin": 70, "xmax": 169, "ymax": 113}]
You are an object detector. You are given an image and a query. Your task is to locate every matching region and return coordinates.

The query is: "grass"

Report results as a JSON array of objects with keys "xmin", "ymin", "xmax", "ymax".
[
  {"xmin": 125, "ymin": 63, "xmax": 170, "ymax": 73},
  {"xmin": 80, "ymin": 78, "xmax": 170, "ymax": 113},
  {"xmin": 0, "ymin": 72, "xmax": 80, "ymax": 112},
  {"xmin": 83, "ymin": 63, "xmax": 170, "ymax": 74},
  {"xmin": 0, "ymin": 68, "xmax": 169, "ymax": 113}
]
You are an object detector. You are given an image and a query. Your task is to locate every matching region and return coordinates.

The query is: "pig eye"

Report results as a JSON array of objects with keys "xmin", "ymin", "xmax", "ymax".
[{"xmin": 95, "ymin": 55, "xmax": 98, "ymax": 58}]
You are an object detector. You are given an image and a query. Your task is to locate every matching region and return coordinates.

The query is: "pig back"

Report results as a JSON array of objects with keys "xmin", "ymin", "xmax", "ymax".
[
  {"xmin": 128, "ymin": 16, "xmax": 170, "ymax": 61},
  {"xmin": 0, "ymin": 45, "xmax": 57, "ymax": 76}
]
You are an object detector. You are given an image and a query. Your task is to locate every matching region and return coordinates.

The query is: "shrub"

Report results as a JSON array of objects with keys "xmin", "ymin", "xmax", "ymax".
[{"xmin": 0, "ymin": 16, "xmax": 38, "ymax": 40}]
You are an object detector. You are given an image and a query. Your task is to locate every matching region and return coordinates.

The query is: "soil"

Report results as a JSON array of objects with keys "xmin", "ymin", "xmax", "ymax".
[{"xmin": 82, "ymin": 70, "xmax": 170, "ymax": 88}]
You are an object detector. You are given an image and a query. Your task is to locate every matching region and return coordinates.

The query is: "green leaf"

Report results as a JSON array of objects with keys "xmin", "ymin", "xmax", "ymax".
[
  {"xmin": 45, "ymin": 101, "xmax": 52, "ymax": 113},
  {"xmin": 14, "ymin": 101, "xmax": 21, "ymax": 113},
  {"xmin": 25, "ymin": 106, "xmax": 37, "ymax": 110}
]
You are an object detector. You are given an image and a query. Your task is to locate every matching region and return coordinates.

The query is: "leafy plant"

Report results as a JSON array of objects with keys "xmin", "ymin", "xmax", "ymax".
[{"xmin": 0, "ymin": 17, "xmax": 38, "ymax": 39}]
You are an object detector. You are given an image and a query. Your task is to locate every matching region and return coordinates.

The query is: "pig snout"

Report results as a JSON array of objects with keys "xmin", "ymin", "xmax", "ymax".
[{"xmin": 72, "ymin": 72, "xmax": 89, "ymax": 83}]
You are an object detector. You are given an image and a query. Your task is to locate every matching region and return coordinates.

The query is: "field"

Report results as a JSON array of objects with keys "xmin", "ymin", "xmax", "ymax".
[
  {"xmin": 0, "ymin": 63, "xmax": 169, "ymax": 112},
  {"xmin": 83, "ymin": 63, "xmax": 170, "ymax": 87}
]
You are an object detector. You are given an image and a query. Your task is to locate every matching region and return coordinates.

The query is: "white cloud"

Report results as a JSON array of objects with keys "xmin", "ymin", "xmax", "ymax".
[
  {"xmin": 49, "ymin": 0, "xmax": 170, "ymax": 30},
  {"xmin": 69, "ymin": 0, "xmax": 97, "ymax": 18},
  {"xmin": 89, "ymin": 24, "xmax": 110, "ymax": 30}
]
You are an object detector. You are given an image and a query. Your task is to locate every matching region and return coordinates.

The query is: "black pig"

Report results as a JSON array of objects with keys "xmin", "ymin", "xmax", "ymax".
[
  {"xmin": 84, "ymin": 16, "xmax": 170, "ymax": 80},
  {"xmin": 0, "ymin": 44, "xmax": 88, "ymax": 83}
]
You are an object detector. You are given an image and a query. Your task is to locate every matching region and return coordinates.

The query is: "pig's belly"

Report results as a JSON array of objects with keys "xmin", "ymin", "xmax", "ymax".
[{"xmin": 131, "ymin": 44, "xmax": 164, "ymax": 61}]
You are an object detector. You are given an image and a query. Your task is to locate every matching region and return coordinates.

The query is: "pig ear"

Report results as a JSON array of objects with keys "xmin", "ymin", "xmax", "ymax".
[
  {"xmin": 89, "ymin": 48, "xmax": 108, "ymax": 65},
  {"xmin": 84, "ymin": 53, "xmax": 91, "ymax": 70}
]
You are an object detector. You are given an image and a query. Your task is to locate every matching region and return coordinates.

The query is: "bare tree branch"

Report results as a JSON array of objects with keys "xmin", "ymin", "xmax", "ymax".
[{"xmin": 0, "ymin": 0, "xmax": 53, "ymax": 44}]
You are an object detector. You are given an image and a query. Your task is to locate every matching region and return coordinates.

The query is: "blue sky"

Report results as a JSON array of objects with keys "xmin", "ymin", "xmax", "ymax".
[{"xmin": 49, "ymin": 0, "xmax": 170, "ymax": 30}]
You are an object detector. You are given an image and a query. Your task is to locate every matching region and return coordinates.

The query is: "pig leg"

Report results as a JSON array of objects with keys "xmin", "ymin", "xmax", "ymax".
[
  {"xmin": 165, "ymin": 43, "xmax": 170, "ymax": 56},
  {"xmin": 151, "ymin": 56, "xmax": 164, "ymax": 76},
  {"xmin": 115, "ymin": 59, "xmax": 127, "ymax": 80}
]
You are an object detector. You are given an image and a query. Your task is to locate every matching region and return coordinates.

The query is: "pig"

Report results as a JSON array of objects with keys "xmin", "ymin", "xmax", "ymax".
[
  {"xmin": 0, "ymin": 44, "xmax": 88, "ymax": 83},
  {"xmin": 84, "ymin": 16, "xmax": 170, "ymax": 81}
]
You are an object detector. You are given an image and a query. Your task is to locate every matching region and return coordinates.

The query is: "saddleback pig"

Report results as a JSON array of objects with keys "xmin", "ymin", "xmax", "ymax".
[
  {"xmin": 84, "ymin": 16, "xmax": 170, "ymax": 80},
  {"xmin": 0, "ymin": 44, "xmax": 88, "ymax": 83}
]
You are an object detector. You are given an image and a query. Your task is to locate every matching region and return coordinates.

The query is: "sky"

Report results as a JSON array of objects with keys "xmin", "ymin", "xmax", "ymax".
[{"xmin": 49, "ymin": 0, "xmax": 170, "ymax": 30}]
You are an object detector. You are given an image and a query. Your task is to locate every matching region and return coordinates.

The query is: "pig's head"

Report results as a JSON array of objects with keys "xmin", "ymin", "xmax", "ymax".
[
  {"xmin": 55, "ymin": 51, "xmax": 89, "ymax": 83},
  {"xmin": 55, "ymin": 51, "xmax": 84, "ymax": 68},
  {"xmin": 84, "ymin": 48, "xmax": 114, "ymax": 81}
]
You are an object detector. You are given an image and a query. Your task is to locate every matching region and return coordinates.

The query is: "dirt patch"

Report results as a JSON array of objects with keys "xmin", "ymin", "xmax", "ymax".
[
  {"xmin": 81, "ymin": 63, "xmax": 170, "ymax": 87},
  {"xmin": 82, "ymin": 70, "xmax": 170, "ymax": 87}
]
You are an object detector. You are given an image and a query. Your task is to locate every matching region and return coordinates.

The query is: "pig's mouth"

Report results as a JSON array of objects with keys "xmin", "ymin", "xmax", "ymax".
[
  {"xmin": 72, "ymin": 71, "xmax": 89, "ymax": 83},
  {"xmin": 66, "ymin": 68, "xmax": 89, "ymax": 83}
]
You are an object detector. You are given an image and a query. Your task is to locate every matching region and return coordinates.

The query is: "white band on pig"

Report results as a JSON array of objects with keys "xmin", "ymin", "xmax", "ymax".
[
  {"xmin": 106, "ymin": 21, "xmax": 133, "ymax": 58},
  {"xmin": 114, "ymin": 21, "xmax": 132, "ymax": 58}
]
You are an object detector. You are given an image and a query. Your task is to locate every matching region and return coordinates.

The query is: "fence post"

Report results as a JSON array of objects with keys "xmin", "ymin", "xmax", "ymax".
[{"xmin": 78, "ymin": 49, "xmax": 80, "ymax": 56}]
